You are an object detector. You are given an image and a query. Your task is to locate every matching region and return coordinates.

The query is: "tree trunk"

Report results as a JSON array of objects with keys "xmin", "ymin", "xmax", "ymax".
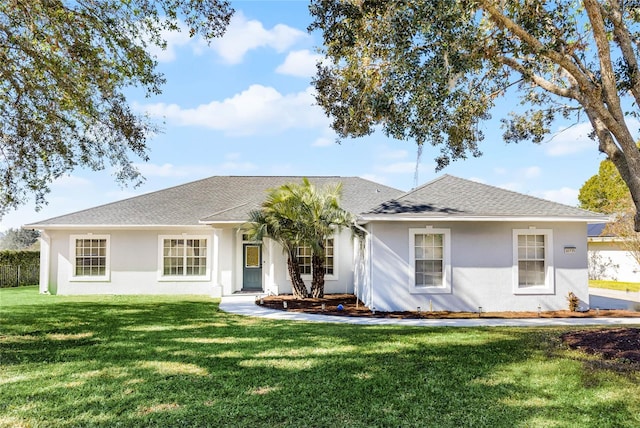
[
  {"xmin": 287, "ymin": 250, "xmax": 308, "ymax": 299},
  {"xmin": 310, "ymin": 253, "xmax": 325, "ymax": 298}
]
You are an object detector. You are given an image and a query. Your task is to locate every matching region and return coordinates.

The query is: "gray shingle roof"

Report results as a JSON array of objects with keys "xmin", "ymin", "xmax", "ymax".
[
  {"xmin": 28, "ymin": 176, "xmax": 403, "ymax": 227},
  {"xmin": 361, "ymin": 175, "xmax": 605, "ymax": 220}
]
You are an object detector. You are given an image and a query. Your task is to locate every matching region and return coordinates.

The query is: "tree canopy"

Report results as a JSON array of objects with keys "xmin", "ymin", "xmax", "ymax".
[
  {"xmin": 579, "ymin": 159, "xmax": 630, "ymax": 214},
  {"xmin": 0, "ymin": 0, "xmax": 233, "ymax": 216},
  {"xmin": 0, "ymin": 227, "xmax": 40, "ymax": 250},
  {"xmin": 310, "ymin": 0, "xmax": 640, "ymax": 230}
]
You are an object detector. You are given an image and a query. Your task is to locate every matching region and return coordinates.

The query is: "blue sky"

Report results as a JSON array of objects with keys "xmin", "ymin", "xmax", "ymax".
[{"xmin": 0, "ymin": 0, "xmax": 616, "ymax": 231}]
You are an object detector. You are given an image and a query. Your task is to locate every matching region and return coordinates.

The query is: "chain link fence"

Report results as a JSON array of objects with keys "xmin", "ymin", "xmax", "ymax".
[{"xmin": 0, "ymin": 264, "xmax": 39, "ymax": 288}]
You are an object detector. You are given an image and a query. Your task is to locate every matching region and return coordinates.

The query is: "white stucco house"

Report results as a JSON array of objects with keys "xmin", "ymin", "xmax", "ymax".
[
  {"xmin": 27, "ymin": 174, "xmax": 606, "ymax": 312},
  {"xmin": 587, "ymin": 223, "xmax": 640, "ymax": 282}
]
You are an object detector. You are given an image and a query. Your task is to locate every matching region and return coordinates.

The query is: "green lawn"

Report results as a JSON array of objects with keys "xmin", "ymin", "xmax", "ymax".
[
  {"xmin": 1, "ymin": 287, "xmax": 639, "ymax": 427},
  {"xmin": 590, "ymin": 280, "xmax": 640, "ymax": 292}
]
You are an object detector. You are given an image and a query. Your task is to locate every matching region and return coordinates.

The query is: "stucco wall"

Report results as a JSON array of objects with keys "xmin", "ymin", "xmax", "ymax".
[
  {"xmin": 588, "ymin": 241, "xmax": 640, "ymax": 282},
  {"xmin": 42, "ymin": 226, "xmax": 357, "ymax": 296},
  {"xmin": 44, "ymin": 228, "xmax": 219, "ymax": 296},
  {"xmin": 267, "ymin": 228, "xmax": 356, "ymax": 295},
  {"xmin": 366, "ymin": 221, "xmax": 590, "ymax": 312}
]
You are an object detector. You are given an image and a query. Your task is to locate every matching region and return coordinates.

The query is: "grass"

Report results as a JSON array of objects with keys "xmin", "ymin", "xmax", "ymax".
[
  {"xmin": 1, "ymin": 287, "xmax": 639, "ymax": 427},
  {"xmin": 590, "ymin": 280, "xmax": 640, "ymax": 292}
]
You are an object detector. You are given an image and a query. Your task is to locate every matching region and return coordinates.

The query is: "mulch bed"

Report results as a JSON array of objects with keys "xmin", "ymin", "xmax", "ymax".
[
  {"xmin": 256, "ymin": 293, "xmax": 640, "ymax": 319},
  {"xmin": 561, "ymin": 328, "xmax": 640, "ymax": 365},
  {"xmin": 257, "ymin": 294, "xmax": 640, "ymax": 367}
]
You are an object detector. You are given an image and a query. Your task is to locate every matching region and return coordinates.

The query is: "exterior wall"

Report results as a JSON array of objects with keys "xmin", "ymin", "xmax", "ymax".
[
  {"xmin": 367, "ymin": 221, "xmax": 590, "ymax": 312},
  {"xmin": 588, "ymin": 241, "xmax": 640, "ymax": 282},
  {"xmin": 267, "ymin": 228, "xmax": 356, "ymax": 295},
  {"xmin": 43, "ymin": 228, "xmax": 220, "ymax": 296},
  {"xmin": 41, "ymin": 226, "xmax": 357, "ymax": 297}
]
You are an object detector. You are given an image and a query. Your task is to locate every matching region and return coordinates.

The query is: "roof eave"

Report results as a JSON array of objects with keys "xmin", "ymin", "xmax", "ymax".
[
  {"xmin": 24, "ymin": 224, "xmax": 211, "ymax": 230},
  {"xmin": 357, "ymin": 215, "xmax": 610, "ymax": 224},
  {"xmin": 199, "ymin": 219, "xmax": 246, "ymax": 225}
]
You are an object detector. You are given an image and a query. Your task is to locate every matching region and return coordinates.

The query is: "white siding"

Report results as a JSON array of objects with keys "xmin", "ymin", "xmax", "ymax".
[
  {"xmin": 588, "ymin": 241, "xmax": 640, "ymax": 282},
  {"xmin": 367, "ymin": 221, "xmax": 590, "ymax": 312}
]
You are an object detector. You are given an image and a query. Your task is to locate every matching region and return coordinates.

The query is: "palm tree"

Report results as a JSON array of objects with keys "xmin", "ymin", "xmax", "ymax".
[
  {"xmin": 245, "ymin": 187, "xmax": 309, "ymax": 299},
  {"xmin": 246, "ymin": 178, "xmax": 353, "ymax": 299},
  {"xmin": 294, "ymin": 179, "xmax": 353, "ymax": 298}
]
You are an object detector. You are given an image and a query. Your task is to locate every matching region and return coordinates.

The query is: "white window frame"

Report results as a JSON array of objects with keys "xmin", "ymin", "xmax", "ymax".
[
  {"xmin": 158, "ymin": 235, "xmax": 211, "ymax": 281},
  {"xmin": 69, "ymin": 234, "xmax": 111, "ymax": 282},
  {"xmin": 294, "ymin": 236, "xmax": 338, "ymax": 281},
  {"xmin": 409, "ymin": 227, "xmax": 451, "ymax": 294},
  {"xmin": 512, "ymin": 229, "xmax": 554, "ymax": 295}
]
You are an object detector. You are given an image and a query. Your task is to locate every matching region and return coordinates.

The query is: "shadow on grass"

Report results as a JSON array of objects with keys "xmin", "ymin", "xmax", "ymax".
[{"xmin": 1, "ymin": 291, "xmax": 639, "ymax": 427}]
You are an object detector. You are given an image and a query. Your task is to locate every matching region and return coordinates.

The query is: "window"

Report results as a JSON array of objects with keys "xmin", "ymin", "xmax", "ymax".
[
  {"xmin": 70, "ymin": 235, "xmax": 110, "ymax": 281},
  {"xmin": 159, "ymin": 235, "xmax": 210, "ymax": 279},
  {"xmin": 296, "ymin": 238, "xmax": 335, "ymax": 277},
  {"xmin": 513, "ymin": 229, "xmax": 554, "ymax": 294},
  {"xmin": 409, "ymin": 228, "xmax": 451, "ymax": 293}
]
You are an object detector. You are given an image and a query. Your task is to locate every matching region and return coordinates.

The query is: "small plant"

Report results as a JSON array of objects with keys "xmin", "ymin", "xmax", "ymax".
[{"xmin": 567, "ymin": 292, "xmax": 579, "ymax": 312}]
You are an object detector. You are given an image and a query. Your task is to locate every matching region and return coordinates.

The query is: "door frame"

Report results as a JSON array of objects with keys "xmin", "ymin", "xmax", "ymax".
[{"xmin": 241, "ymin": 239, "xmax": 263, "ymax": 291}]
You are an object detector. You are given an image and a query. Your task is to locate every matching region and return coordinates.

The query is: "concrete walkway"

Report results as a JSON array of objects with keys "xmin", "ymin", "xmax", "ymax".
[{"xmin": 219, "ymin": 294, "xmax": 640, "ymax": 327}]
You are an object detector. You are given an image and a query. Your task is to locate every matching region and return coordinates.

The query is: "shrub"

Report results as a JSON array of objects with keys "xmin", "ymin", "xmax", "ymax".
[{"xmin": 567, "ymin": 292, "xmax": 579, "ymax": 312}]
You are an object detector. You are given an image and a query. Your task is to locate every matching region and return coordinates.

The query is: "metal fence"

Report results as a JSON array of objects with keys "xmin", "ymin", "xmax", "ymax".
[{"xmin": 0, "ymin": 264, "xmax": 39, "ymax": 288}]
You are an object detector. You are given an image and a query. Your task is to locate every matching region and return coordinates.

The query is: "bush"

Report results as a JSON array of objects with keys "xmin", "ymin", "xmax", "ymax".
[{"xmin": 567, "ymin": 292, "xmax": 579, "ymax": 312}]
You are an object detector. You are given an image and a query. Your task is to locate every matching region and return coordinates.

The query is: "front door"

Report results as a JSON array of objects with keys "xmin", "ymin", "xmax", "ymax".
[{"xmin": 242, "ymin": 243, "xmax": 262, "ymax": 291}]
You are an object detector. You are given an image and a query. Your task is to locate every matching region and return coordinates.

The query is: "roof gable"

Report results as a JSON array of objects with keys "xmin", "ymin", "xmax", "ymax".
[{"xmin": 363, "ymin": 175, "xmax": 604, "ymax": 220}]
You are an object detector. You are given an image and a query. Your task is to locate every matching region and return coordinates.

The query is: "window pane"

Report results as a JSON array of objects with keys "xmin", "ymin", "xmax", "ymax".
[
  {"xmin": 517, "ymin": 234, "xmax": 546, "ymax": 287},
  {"xmin": 433, "ymin": 234, "xmax": 443, "ymax": 246},
  {"xmin": 162, "ymin": 238, "xmax": 207, "ymax": 276},
  {"xmin": 74, "ymin": 238, "xmax": 107, "ymax": 277},
  {"xmin": 414, "ymin": 233, "xmax": 445, "ymax": 287}
]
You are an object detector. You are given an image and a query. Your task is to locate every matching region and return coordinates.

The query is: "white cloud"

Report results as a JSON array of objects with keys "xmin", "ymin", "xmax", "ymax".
[
  {"xmin": 377, "ymin": 148, "xmax": 409, "ymax": 161},
  {"xmin": 377, "ymin": 162, "xmax": 419, "ymax": 174},
  {"xmin": 534, "ymin": 187, "xmax": 579, "ymax": 206},
  {"xmin": 493, "ymin": 167, "xmax": 507, "ymax": 175},
  {"xmin": 276, "ymin": 49, "xmax": 323, "ymax": 77},
  {"xmin": 134, "ymin": 163, "xmax": 190, "ymax": 178},
  {"xmin": 51, "ymin": 175, "xmax": 92, "ymax": 190},
  {"xmin": 142, "ymin": 85, "xmax": 328, "ymax": 136},
  {"xmin": 544, "ymin": 122, "xmax": 595, "ymax": 156},
  {"xmin": 312, "ymin": 136, "xmax": 334, "ymax": 147},
  {"xmin": 210, "ymin": 12, "xmax": 307, "ymax": 64},
  {"xmin": 521, "ymin": 166, "xmax": 541, "ymax": 179}
]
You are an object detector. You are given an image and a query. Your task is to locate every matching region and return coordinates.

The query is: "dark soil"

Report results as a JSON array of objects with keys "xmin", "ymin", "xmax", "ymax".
[
  {"xmin": 257, "ymin": 294, "xmax": 640, "ymax": 367},
  {"xmin": 257, "ymin": 293, "xmax": 640, "ymax": 319},
  {"xmin": 561, "ymin": 328, "xmax": 640, "ymax": 365}
]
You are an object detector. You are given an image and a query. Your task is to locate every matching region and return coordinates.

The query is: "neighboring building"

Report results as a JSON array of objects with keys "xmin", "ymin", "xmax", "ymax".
[
  {"xmin": 26, "ymin": 175, "xmax": 606, "ymax": 312},
  {"xmin": 588, "ymin": 223, "xmax": 640, "ymax": 282}
]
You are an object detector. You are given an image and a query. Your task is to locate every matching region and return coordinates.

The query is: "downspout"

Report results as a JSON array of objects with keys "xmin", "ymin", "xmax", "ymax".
[{"xmin": 352, "ymin": 221, "xmax": 371, "ymax": 310}]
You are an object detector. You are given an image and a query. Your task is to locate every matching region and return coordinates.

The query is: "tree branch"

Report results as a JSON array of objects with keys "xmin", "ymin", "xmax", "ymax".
[
  {"xmin": 477, "ymin": 0, "xmax": 595, "ymax": 94},
  {"xmin": 496, "ymin": 55, "xmax": 578, "ymax": 100},
  {"xmin": 583, "ymin": 0, "xmax": 625, "ymax": 119},
  {"xmin": 603, "ymin": 0, "xmax": 640, "ymax": 107}
]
